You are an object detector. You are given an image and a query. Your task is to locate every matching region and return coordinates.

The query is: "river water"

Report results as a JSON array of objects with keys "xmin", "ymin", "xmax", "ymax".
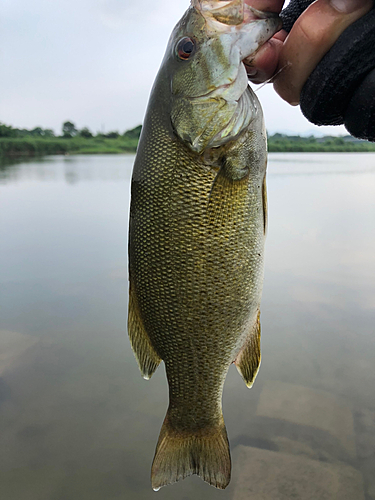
[{"xmin": 0, "ymin": 153, "xmax": 374, "ymax": 499}]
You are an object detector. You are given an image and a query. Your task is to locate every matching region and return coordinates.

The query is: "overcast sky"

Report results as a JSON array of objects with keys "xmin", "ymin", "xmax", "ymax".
[{"xmin": 1, "ymin": 0, "xmax": 347, "ymax": 136}]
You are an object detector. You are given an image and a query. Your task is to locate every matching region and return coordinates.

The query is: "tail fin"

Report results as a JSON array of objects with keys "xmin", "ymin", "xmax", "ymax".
[{"xmin": 151, "ymin": 413, "xmax": 231, "ymax": 491}]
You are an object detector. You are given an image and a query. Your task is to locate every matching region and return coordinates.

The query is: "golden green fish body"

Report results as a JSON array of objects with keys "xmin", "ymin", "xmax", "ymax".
[{"xmin": 128, "ymin": 0, "xmax": 280, "ymax": 491}]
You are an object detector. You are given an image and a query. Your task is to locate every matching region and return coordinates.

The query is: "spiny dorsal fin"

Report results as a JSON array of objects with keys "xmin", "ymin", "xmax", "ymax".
[{"xmin": 234, "ymin": 310, "xmax": 261, "ymax": 388}]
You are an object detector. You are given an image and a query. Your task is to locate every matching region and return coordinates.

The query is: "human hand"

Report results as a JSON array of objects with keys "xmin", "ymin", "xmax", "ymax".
[
  {"xmin": 244, "ymin": 0, "xmax": 375, "ymax": 139},
  {"xmin": 245, "ymin": 0, "xmax": 373, "ymax": 104}
]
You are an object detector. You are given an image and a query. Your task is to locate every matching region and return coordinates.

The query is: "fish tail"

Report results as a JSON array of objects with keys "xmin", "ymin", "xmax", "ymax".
[{"xmin": 151, "ymin": 412, "xmax": 231, "ymax": 491}]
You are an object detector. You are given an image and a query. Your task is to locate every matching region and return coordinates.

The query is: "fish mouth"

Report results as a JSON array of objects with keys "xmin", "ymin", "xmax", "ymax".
[
  {"xmin": 193, "ymin": 0, "xmax": 281, "ymax": 28},
  {"xmin": 192, "ymin": 0, "xmax": 282, "ymax": 63},
  {"xmin": 246, "ymin": 5, "xmax": 280, "ymax": 20},
  {"xmin": 171, "ymin": 0, "xmax": 281, "ymax": 153},
  {"xmin": 189, "ymin": 3, "xmax": 281, "ymax": 102}
]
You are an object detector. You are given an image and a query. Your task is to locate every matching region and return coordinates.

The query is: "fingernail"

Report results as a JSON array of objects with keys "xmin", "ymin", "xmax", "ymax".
[
  {"xmin": 330, "ymin": 0, "xmax": 369, "ymax": 14},
  {"xmin": 247, "ymin": 68, "xmax": 258, "ymax": 77}
]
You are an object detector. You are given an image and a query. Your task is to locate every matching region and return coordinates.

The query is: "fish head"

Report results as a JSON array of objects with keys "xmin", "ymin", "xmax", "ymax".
[{"xmin": 163, "ymin": 0, "xmax": 281, "ymax": 154}]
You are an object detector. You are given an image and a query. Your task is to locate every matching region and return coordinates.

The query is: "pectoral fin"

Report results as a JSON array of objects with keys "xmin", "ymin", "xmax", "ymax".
[
  {"xmin": 234, "ymin": 310, "xmax": 261, "ymax": 388},
  {"xmin": 128, "ymin": 283, "xmax": 161, "ymax": 380}
]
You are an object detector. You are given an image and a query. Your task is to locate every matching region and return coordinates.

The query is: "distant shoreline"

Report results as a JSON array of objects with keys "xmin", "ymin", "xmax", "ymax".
[
  {"xmin": 1, "ymin": 122, "xmax": 375, "ymax": 159},
  {"xmin": 267, "ymin": 133, "xmax": 375, "ymax": 153},
  {"xmin": 2, "ymin": 136, "xmax": 375, "ymax": 159},
  {"xmin": 0, "ymin": 122, "xmax": 140, "ymax": 159},
  {"xmin": 0, "ymin": 137, "xmax": 137, "ymax": 159}
]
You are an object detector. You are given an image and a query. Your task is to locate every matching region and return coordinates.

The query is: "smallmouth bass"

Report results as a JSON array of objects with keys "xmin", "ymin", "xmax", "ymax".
[{"xmin": 128, "ymin": 0, "xmax": 281, "ymax": 490}]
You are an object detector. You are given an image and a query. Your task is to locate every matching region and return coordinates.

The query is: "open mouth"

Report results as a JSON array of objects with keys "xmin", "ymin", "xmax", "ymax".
[{"xmin": 194, "ymin": 0, "xmax": 280, "ymax": 27}]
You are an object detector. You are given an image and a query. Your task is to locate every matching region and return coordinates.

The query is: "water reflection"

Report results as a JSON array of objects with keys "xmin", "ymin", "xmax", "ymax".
[
  {"xmin": 0, "ymin": 154, "xmax": 374, "ymax": 499},
  {"xmin": 0, "ymin": 155, "xmax": 134, "ymax": 184}
]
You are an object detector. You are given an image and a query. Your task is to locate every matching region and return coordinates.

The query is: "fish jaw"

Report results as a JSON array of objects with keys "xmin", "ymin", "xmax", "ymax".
[
  {"xmin": 193, "ymin": 0, "xmax": 245, "ymax": 26},
  {"xmin": 167, "ymin": 1, "xmax": 280, "ymax": 153},
  {"xmin": 170, "ymin": 2, "xmax": 281, "ymax": 101},
  {"xmin": 193, "ymin": 0, "xmax": 282, "ymax": 60},
  {"xmin": 192, "ymin": 0, "xmax": 279, "ymax": 25},
  {"xmin": 192, "ymin": 0, "xmax": 281, "ymax": 33}
]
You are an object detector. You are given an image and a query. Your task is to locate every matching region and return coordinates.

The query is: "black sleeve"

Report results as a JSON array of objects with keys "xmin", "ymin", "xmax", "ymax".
[
  {"xmin": 280, "ymin": 2, "xmax": 375, "ymax": 141},
  {"xmin": 280, "ymin": 0, "xmax": 314, "ymax": 32}
]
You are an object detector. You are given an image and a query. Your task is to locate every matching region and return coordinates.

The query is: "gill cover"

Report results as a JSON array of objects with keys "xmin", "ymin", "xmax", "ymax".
[{"xmin": 169, "ymin": 0, "xmax": 280, "ymax": 153}]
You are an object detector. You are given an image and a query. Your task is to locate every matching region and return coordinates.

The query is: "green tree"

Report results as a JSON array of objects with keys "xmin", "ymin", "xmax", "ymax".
[
  {"xmin": 44, "ymin": 129, "xmax": 55, "ymax": 137},
  {"xmin": 79, "ymin": 127, "xmax": 93, "ymax": 138},
  {"xmin": 0, "ymin": 123, "xmax": 16, "ymax": 138},
  {"xmin": 105, "ymin": 131, "xmax": 119, "ymax": 139},
  {"xmin": 62, "ymin": 121, "xmax": 78, "ymax": 138},
  {"xmin": 31, "ymin": 127, "xmax": 44, "ymax": 136}
]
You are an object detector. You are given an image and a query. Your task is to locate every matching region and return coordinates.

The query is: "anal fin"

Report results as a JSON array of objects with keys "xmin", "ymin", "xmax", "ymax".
[
  {"xmin": 128, "ymin": 283, "xmax": 161, "ymax": 380},
  {"xmin": 234, "ymin": 310, "xmax": 261, "ymax": 388}
]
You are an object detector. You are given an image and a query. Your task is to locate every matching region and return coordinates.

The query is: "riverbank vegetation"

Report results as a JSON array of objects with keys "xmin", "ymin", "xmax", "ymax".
[
  {"xmin": 1, "ymin": 121, "xmax": 375, "ymax": 159},
  {"xmin": 267, "ymin": 133, "xmax": 375, "ymax": 152},
  {"xmin": 0, "ymin": 122, "xmax": 140, "ymax": 158}
]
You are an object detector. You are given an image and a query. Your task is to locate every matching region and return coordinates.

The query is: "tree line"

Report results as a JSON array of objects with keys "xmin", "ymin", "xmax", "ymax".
[
  {"xmin": 0, "ymin": 122, "xmax": 142, "ymax": 158},
  {"xmin": 267, "ymin": 132, "xmax": 375, "ymax": 152},
  {"xmin": 0, "ymin": 121, "xmax": 142, "ymax": 140}
]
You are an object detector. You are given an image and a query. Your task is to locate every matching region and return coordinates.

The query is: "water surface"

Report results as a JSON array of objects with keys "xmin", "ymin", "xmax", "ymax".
[{"xmin": 1, "ymin": 153, "xmax": 374, "ymax": 499}]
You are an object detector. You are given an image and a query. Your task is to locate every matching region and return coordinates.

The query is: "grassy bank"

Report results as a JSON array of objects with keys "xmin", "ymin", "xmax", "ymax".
[
  {"xmin": 267, "ymin": 133, "xmax": 375, "ymax": 152},
  {"xmin": 0, "ymin": 122, "xmax": 140, "ymax": 159},
  {"xmin": 0, "ymin": 136, "xmax": 138, "ymax": 158}
]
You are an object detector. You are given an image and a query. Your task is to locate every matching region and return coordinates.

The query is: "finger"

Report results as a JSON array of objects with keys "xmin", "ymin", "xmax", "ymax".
[
  {"xmin": 273, "ymin": 0, "xmax": 374, "ymax": 105},
  {"xmin": 244, "ymin": 30, "xmax": 287, "ymax": 83},
  {"xmin": 243, "ymin": 0, "xmax": 285, "ymax": 83}
]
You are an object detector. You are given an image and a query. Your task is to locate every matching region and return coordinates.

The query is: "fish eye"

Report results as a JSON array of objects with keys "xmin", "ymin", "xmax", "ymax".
[{"xmin": 176, "ymin": 37, "xmax": 195, "ymax": 60}]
